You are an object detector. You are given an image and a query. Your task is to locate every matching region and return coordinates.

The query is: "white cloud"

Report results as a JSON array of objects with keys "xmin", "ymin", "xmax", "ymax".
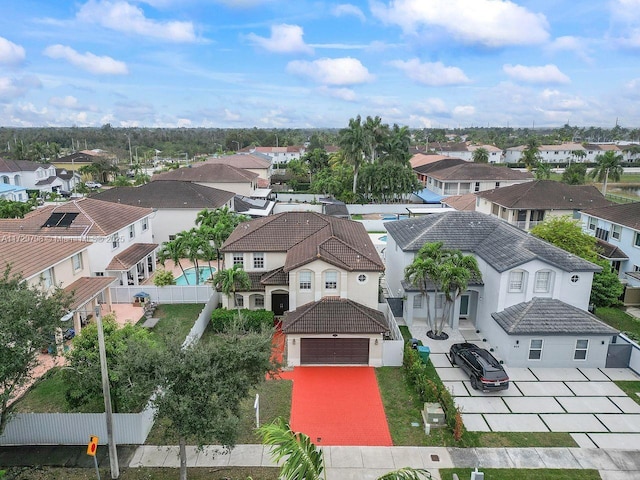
[
  {"xmin": 246, "ymin": 24, "xmax": 313, "ymax": 54},
  {"xmin": 318, "ymin": 86, "xmax": 357, "ymax": 101},
  {"xmin": 453, "ymin": 105, "xmax": 475, "ymax": 116},
  {"xmin": 0, "ymin": 76, "xmax": 42, "ymax": 101},
  {"xmin": 49, "ymin": 95, "xmax": 80, "ymax": 109},
  {"xmin": 416, "ymin": 98, "xmax": 448, "ymax": 114},
  {"xmin": 503, "ymin": 64, "xmax": 570, "ymax": 84},
  {"xmin": 547, "ymin": 36, "xmax": 593, "ymax": 63},
  {"xmin": 371, "ymin": 0, "xmax": 549, "ymax": 47},
  {"xmin": 286, "ymin": 57, "xmax": 374, "ymax": 85},
  {"xmin": 44, "ymin": 45, "xmax": 128, "ymax": 75},
  {"xmin": 224, "ymin": 108, "xmax": 241, "ymax": 121},
  {"xmin": 332, "ymin": 4, "xmax": 366, "ymax": 22},
  {"xmin": 390, "ymin": 58, "xmax": 470, "ymax": 86},
  {"xmin": 0, "ymin": 37, "xmax": 26, "ymax": 66},
  {"xmin": 608, "ymin": 1, "xmax": 640, "ymax": 48},
  {"xmin": 539, "ymin": 89, "xmax": 586, "ymax": 110},
  {"xmin": 76, "ymin": 0, "xmax": 197, "ymax": 43}
]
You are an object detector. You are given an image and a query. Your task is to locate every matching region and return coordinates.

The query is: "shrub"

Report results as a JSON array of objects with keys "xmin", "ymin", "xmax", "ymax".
[
  {"xmin": 210, "ymin": 308, "xmax": 274, "ymax": 333},
  {"xmin": 153, "ymin": 269, "xmax": 175, "ymax": 286}
]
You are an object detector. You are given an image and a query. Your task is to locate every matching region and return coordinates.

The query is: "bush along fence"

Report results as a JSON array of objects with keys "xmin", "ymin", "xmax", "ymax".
[
  {"xmin": 403, "ymin": 343, "xmax": 466, "ymax": 442},
  {"xmin": 210, "ymin": 308, "xmax": 275, "ymax": 333}
]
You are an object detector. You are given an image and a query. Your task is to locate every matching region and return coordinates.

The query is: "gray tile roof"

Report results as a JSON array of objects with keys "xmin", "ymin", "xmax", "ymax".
[
  {"xmin": 477, "ymin": 180, "xmax": 612, "ymax": 210},
  {"xmin": 385, "ymin": 211, "xmax": 601, "ymax": 273},
  {"xmin": 282, "ymin": 297, "xmax": 389, "ymax": 334},
  {"xmin": 0, "ymin": 158, "xmax": 51, "ymax": 172},
  {"xmin": 595, "ymin": 238, "xmax": 628, "ymax": 260},
  {"xmin": 582, "ymin": 202, "xmax": 640, "ymax": 231},
  {"xmin": 492, "ymin": 297, "xmax": 618, "ymax": 335},
  {"xmin": 90, "ymin": 181, "xmax": 235, "ymax": 209}
]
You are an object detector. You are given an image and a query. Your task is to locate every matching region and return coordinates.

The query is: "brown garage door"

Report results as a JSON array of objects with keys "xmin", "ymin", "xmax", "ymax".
[{"xmin": 300, "ymin": 338, "xmax": 369, "ymax": 365}]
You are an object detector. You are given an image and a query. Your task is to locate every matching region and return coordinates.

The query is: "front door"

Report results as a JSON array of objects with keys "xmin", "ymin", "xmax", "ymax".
[
  {"xmin": 459, "ymin": 294, "xmax": 469, "ymax": 319},
  {"xmin": 272, "ymin": 293, "xmax": 289, "ymax": 316}
]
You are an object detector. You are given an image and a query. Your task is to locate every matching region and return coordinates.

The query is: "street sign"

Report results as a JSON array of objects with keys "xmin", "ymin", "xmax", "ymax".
[{"xmin": 87, "ymin": 435, "xmax": 99, "ymax": 456}]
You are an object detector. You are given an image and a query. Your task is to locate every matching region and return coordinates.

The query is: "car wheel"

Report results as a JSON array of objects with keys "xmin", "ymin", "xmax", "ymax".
[{"xmin": 470, "ymin": 376, "xmax": 479, "ymax": 390}]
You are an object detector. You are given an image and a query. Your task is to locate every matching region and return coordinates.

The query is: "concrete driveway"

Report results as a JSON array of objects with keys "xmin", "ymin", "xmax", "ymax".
[{"xmin": 411, "ymin": 324, "xmax": 640, "ymax": 449}]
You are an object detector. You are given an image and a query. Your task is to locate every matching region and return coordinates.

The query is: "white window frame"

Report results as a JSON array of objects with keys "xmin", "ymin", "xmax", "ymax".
[
  {"xmin": 41, "ymin": 268, "xmax": 54, "ymax": 289},
  {"xmin": 112, "ymin": 234, "xmax": 120, "ymax": 249},
  {"xmin": 299, "ymin": 271, "xmax": 311, "ymax": 290},
  {"xmin": 232, "ymin": 253, "xmax": 244, "ymax": 267},
  {"xmin": 413, "ymin": 295, "xmax": 423, "ymax": 309},
  {"xmin": 634, "ymin": 232, "xmax": 640, "ymax": 248},
  {"xmin": 72, "ymin": 253, "xmax": 83, "ymax": 272},
  {"xmin": 253, "ymin": 252, "xmax": 265, "ymax": 269},
  {"xmin": 235, "ymin": 295, "xmax": 244, "ymax": 307},
  {"xmin": 325, "ymin": 271, "xmax": 338, "ymax": 290},
  {"xmin": 588, "ymin": 216, "xmax": 596, "ymax": 231},
  {"xmin": 254, "ymin": 295, "xmax": 264, "ymax": 308},
  {"xmin": 574, "ymin": 339, "xmax": 589, "ymax": 360},
  {"xmin": 611, "ymin": 224, "xmax": 621, "ymax": 240},
  {"xmin": 129, "ymin": 224, "xmax": 135, "ymax": 239},
  {"xmin": 509, "ymin": 271, "xmax": 525, "ymax": 292},
  {"xmin": 141, "ymin": 218, "xmax": 149, "ymax": 231},
  {"xmin": 534, "ymin": 270, "xmax": 552, "ymax": 293},
  {"xmin": 529, "ymin": 339, "xmax": 543, "ymax": 360},
  {"xmin": 435, "ymin": 293, "xmax": 445, "ymax": 309}
]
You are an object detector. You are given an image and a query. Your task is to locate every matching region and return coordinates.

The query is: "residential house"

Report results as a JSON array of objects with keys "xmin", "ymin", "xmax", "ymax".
[
  {"xmin": 0, "ymin": 158, "xmax": 80, "ymax": 195},
  {"xmin": 51, "ymin": 150, "xmax": 117, "ymax": 174},
  {"xmin": 203, "ymin": 153, "xmax": 272, "ymax": 188},
  {"xmin": 251, "ymin": 146, "xmax": 304, "ymax": 166},
  {"xmin": 581, "ymin": 202, "xmax": 640, "ymax": 295},
  {"xmin": 432, "ymin": 143, "xmax": 503, "ymax": 163},
  {"xmin": 0, "ymin": 231, "xmax": 116, "ymax": 333},
  {"xmin": 0, "ymin": 183, "xmax": 28, "ymax": 202},
  {"xmin": 151, "ymin": 163, "xmax": 264, "ymax": 198},
  {"xmin": 503, "ymin": 143, "xmax": 632, "ymax": 164},
  {"xmin": 0, "ymin": 197, "xmax": 157, "ymax": 287},
  {"xmin": 476, "ymin": 180, "xmax": 612, "ymax": 231},
  {"xmin": 220, "ymin": 211, "xmax": 390, "ymax": 366},
  {"xmin": 385, "ymin": 211, "xmax": 615, "ymax": 368}
]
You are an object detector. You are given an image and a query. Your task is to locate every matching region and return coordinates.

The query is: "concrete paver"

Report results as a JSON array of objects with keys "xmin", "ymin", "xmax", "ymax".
[
  {"xmin": 601, "ymin": 368, "xmax": 640, "ymax": 381},
  {"xmin": 602, "ymin": 448, "xmax": 640, "ymax": 471},
  {"xmin": 514, "ymin": 381, "xmax": 575, "ymax": 396},
  {"xmin": 599, "ymin": 472, "xmax": 640, "ymax": 480},
  {"xmin": 580, "ymin": 368, "xmax": 612, "ymax": 381},
  {"xmin": 483, "ymin": 413, "xmax": 550, "ymax": 432},
  {"xmin": 556, "ymin": 396, "xmax": 622, "ymax": 413},
  {"xmin": 388, "ymin": 447, "xmax": 429, "ymax": 469},
  {"xmin": 566, "ymin": 381, "xmax": 628, "ymax": 397},
  {"xmin": 429, "ymin": 353, "xmax": 453, "ymax": 368},
  {"xmin": 609, "ymin": 396, "xmax": 640, "ymax": 413},
  {"xmin": 569, "ymin": 448, "xmax": 621, "ymax": 470},
  {"xmin": 466, "ymin": 382, "xmax": 523, "ymax": 396},
  {"xmin": 529, "ymin": 368, "xmax": 589, "ymax": 382},
  {"xmin": 359, "ymin": 447, "xmax": 393, "ymax": 469},
  {"xmin": 506, "ymin": 447, "xmax": 546, "ymax": 468},
  {"xmin": 473, "ymin": 448, "xmax": 516, "ymax": 468},
  {"xmin": 541, "ymin": 413, "xmax": 609, "ymax": 432},
  {"xmin": 570, "ymin": 433, "xmax": 598, "ymax": 448},
  {"xmin": 503, "ymin": 396, "xmax": 564, "ymax": 413},
  {"xmin": 196, "ymin": 445, "xmax": 233, "ymax": 466},
  {"xmin": 455, "ymin": 396, "xmax": 510, "ymax": 414},
  {"xmin": 596, "ymin": 414, "xmax": 640, "ymax": 432},
  {"xmin": 504, "ymin": 367, "xmax": 537, "ymax": 382},
  {"xmin": 587, "ymin": 433, "xmax": 640, "ymax": 449},
  {"xmin": 329, "ymin": 446, "xmax": 364, "ymax": 468},
  {"xmin": 461, "ymin": 414, "xmax": 491, "ymax": 432},
  {"xmin": 129, "ymin": 446, "xmax": 172, "ymax": 467},
  {"xmin": 443, "ymin": 381, "xmax": 469, "ymax": 396},
  {"xmin": 538, "ymin": 447, "xmax": 582, "ymax": 469},
  {"xmin": 436, "ymin": 367, "xmax": 471, "ymax": 381}
]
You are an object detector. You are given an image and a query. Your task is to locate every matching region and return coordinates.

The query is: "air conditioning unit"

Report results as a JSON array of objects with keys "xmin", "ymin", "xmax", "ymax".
[{"xmin": 423, "ymin": 402, "xmax": 445, "ymax": 425}]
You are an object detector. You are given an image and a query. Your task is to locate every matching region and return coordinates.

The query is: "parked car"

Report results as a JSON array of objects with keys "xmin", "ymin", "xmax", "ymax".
[
  {"xmin": 85, "ymin": 181, "xmax": 103, "ymax": 189},
  {"xmin": 58, "ymin": 190, "xmax": 72, "ymax": 198},
  {"xmin": 449, "ymin": 342, "xmax": 509, "ymax": 391}
]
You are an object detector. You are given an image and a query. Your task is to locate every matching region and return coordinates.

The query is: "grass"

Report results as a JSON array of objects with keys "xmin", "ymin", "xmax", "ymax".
[
  {"xmin": 595, "ymin": 307, "xmax": 640, "ymax": 342},
  {"xmin": 439, "ymin": 469, "xmax": 601, "ymax": 480},
  {"xmin": 614, "ymin": 381, "xmax": 640, "ymax": 406},
  {"xmin": 0, "ymin": 467, "xmax": 280, "ymax": 480},
  {"xmin": 145, "ymin": 303, "xmax": 205, "ymax": 344}
]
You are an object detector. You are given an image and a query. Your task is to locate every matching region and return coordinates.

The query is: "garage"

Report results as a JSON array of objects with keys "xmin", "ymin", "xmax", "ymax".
[{"xmin": 300, "ymin": 338, "xmax": 369, "ymax": 365}]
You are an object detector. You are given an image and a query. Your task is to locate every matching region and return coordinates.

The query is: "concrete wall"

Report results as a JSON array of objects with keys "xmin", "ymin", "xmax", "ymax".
[
  {"xmin": 617, "ymin": 333, "xmax": 640, "ymax": 375},
  {"xmin": 110, "ymin": 285, "xmax": 215, "ymax": 304}
]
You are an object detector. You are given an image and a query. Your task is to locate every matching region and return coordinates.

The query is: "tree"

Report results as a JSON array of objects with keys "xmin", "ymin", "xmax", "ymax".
[
  {"xmin": 561, "ymin": 163, "xmax": 588, "ymax": 185},
  {"xmin": 212, "ymin": 264, "xmax": 251, "ymax": 313},
  {"xmin": 302, "ymin": 148, "xmax": 329, "ymax": 177},
  {"xmin": 112, "ymin": 175, "xmax": 132, "ymax": 187},
  {"xmin": 148, "ymin": 322, "xmax": 275, "ymax": 480},
  {"xmin": 531, "ymin": 216, "xmax": 624, "ymax": 307},
  {"xmin": 533, "ymin": 161, "xmax": 552, "ymax": 180},
  {"xmin": 0, "ymin": 198, "xmax": 35, "ymax": 218},
  {"xmin": 472, "ymin": 147, "xmax": 489, "ymax": 163},
  {"xmin": 158, "ymin": 237, "xmax": 188, "ymax": 283},
  {"xmin": 521, "ymin": 137, "xmax": 541, "ymax": 170},
  {"xmin": 259, "ymin": 417, "xmax": 432, "ymax": 480},
  {"xmin": 590, "ymin": 150, "xmax": 624, "ymax": 196},
  {"xmin": 0, "ymin": 269, "xmax": 71, "ymax": 433},
  {"xmin": 405, "ymin": 243, "xmax": 481, "ymax": 337},
  {"xmin": 338, "ymin": 115, "xmax": 368, "ymax": 194},
  {"xmin": 195, "ymin": 207, "xmax": 249, "ymax": 269}
]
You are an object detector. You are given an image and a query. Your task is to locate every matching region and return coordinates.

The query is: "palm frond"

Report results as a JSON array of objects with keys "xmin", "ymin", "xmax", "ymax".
[{"xmin": 377, "ymin": 467, "xmax": 433, "ymax": 480}]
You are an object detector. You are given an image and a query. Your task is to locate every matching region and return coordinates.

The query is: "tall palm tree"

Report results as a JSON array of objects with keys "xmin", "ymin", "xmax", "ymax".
[
  {"xmin": 590, "ymin": 150, "xmax": 624, "ymax": 196},
  {"xmin": 259, "ymin": 418, "xmax": 432, "ymax": 480},
  {"xmin": 472, "ymin": 147, "xmax": 489, "ymax": 163},
  {"xmin": 436, "ymin": 251, "xmax": 480, "ymax": 334},
  {"xmin": 338, "ymin": 115, "xmax": 368, "ymax": 194},
  {"xmin": 158, "ymin": 238, "xmax": 188, "ymax": 283},
  {"xmin": 521, "ymin": 137, "xmax": 541, "ymax": 171},
  {"xmin": 212, "ymin": 264, "xmax": 251, "ymax": 314},
  {"xmin": 534, "ymin": 161, "xmax": 552, "ymax": 180}
]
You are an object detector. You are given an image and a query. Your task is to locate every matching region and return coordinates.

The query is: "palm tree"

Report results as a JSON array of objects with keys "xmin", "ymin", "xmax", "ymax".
[
  {"xmin": 436, "ymin": 251, "xmax": 480, "ymax": 335},
  {"xmin": 212, "ymin": 264, "xmax": 251, "ymax": 314},
  {"xmin": 534, "ymin": 161, "xmax": 552, "ymax": 180},
  {"xmin": 195, "ymin": 207, "xmax": 249, "ymax": 269},
  {"xmin": 472, "ymin": 147, "xmax": 489, "ymax": 163},
  {"xmin": 158, "ymin": 238, "xmax": 188, "ymax": 283},
  {"xmin": 405, "ymin": 242, "xmax": 444, "ymax": 332},
  {"xmin": 338, "ymin": 115, "xmax": 368, "ymax": 194},
  {"xmin": 521, "ymin": 137, "xmax": 541, "ymax": 171},
  {"xmin": 259, "ymin": 418, "xmax": 432, "ymax": 480},
  {"xmin": 590, "ymin": 150, "xmax": 624, "ymax": 196}
]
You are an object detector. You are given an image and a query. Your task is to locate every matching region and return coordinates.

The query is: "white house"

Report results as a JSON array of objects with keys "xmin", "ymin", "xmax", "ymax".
[
  {"xmin": 384, "ymin": 211, "xmax": 616, "ymax": 368},
  {"xmin": 0, "ymin": 158, "xmax": 80, "ymax": 194}
]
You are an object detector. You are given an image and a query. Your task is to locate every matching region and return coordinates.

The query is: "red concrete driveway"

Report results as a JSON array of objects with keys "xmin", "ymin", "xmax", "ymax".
[{"xmin": 287, "ymin": 366, "xmax": 392, "ymax": 446}]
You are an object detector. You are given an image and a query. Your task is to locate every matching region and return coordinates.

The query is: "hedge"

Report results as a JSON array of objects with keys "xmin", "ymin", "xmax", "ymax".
[{"xmin": 210, "ymin": 308, "xmax": 274, "ymax": 333}]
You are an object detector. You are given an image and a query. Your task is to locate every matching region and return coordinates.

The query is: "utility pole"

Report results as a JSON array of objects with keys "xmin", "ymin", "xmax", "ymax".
[
  {"xmin": 125, "ymin": 134, "xmax": 133, "ymax": 165},
  {"xmin": 95, "ymin": 306, "xmax": 120, "ymax": 479}
]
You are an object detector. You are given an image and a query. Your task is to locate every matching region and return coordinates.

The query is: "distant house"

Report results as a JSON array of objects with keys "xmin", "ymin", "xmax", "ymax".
[
  {"xmin": 384, "ymin": 211, "xmax": 614, "ymax": 368},
  {"xmin": 203, "ymin": 153, "xmax": 272, "ymax": 188},
  {"xmin": 0, "ymin": 231, "xmax": 116, "ymax": 333},
  {"xmin": 581, "ymin": 202, "xmax": 640, "ymax": 294},
  {"xmin": 431, "ymin": 143, "xmax": 503, "ymax": 163},
  {"xmin": 0, "ymin": 183, "xmax": 28, "ymax": 202},
  {"xmin": 251, "ymin": 146, "xmax": 304, "ymax": 166},
  {"xmin": 476, "ymin": 180, "xmax": 612, "ymax": 231},
  {"xmin": 0, "ymin": 158, "xmax": 80, "ymax": 195},
  {"xmin": 151, "ymin": 163, "xmax": 267, "ymax": 198},
  {"xmin": 220, "ymin": 211, "xmax": 394, "ymax": 366},
  {"xmin": 0, "ymin": 197, "xmax": 157, "ymax": 287}
]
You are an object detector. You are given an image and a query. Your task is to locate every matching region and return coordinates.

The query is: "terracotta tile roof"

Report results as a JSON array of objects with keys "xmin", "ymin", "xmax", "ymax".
[
  {"xmin": 441, "ymin": 193, "xmax": 477, "ymax": 211},
  {"xmin": 221, "ymin": 212, "xmax": 384, "ymax": 272},
  {"xmin": 0, "ymin": 158, "xmax": 51, "ymax": 172},
  {"xmin": 468, "ymin": 144, "xmax": 502, "ymax": 153},
  {"xmin": 581, "ymin": 202, "xmax": 640, "ymax": 230},
  {"xmin": 246, "ymin": 267, "xmax": 289, "ymax": 291},
  {"xmin": 0, "ymin": 198, "xmax": 153, "ymax": 237},
  {"xmin": 90, "ymin": 181, "xmax": 234, "ymax": 209},
  {"xmin": 282, "ymin": 297, "xmax": 389, "ymax": 334},
  {"xmin": 151, "ymin": 163, "xmax": 258, "ymax": 183},
  {"xmin": 64, "ymin": 276, "xmax": 118, "ymax": 310},
  {"xmin": 477, "ymin": 180, "xmax": 613, "ymax": 210},
  {"xmin": 0, "ymin": 231, "xmax": 90, "ymax": 280},
  {"xmin": 427, "ymin": 163, "xmax": 533, "ymax": 181},
  {"xmin": 410, "ymin": 154, "xmax": 459, "ymax": 168},
  {"xmin": 106, "ymin": 243, "xmax": 158, "ymax": 270},
  {"xmin": 204, "ymin": 154, "xmax": 271, "ymax": 169}
]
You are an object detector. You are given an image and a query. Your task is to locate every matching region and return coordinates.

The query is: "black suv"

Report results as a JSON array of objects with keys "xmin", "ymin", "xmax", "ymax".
[{"xmin": 449, "ymin": 343, "xmax": 509, "ymax": 391}]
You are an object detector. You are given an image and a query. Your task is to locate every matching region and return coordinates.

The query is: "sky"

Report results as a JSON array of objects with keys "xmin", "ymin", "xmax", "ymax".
[{"xmin": 2, "ymin": 0, "xmax": 640, "ymax": 129}]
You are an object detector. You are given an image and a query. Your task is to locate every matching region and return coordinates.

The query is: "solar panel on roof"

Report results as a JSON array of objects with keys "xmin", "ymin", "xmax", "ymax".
[
  {"xmin": 43, "ymin": 213, "xmax": 64, "ymax": 227},
  {"xmin": 42, "ymin": 212, "xmax": 79, "ymax": 227}
]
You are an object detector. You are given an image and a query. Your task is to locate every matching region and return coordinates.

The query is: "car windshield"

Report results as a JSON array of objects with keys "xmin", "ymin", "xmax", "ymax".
[{"xmin": 483, "ymin": 369, "xmax": 507, "ymax": 380}]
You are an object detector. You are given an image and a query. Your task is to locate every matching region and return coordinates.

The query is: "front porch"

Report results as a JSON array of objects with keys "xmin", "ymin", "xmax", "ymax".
[{"xmin": 106, "ymin": 243, "xmax": 158, "ymax": 286}]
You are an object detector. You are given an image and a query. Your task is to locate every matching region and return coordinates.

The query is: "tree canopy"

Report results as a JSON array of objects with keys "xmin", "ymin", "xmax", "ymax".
[{"xmin": 590, "ymin": 150, "xmax": 624, "ymax": 195}]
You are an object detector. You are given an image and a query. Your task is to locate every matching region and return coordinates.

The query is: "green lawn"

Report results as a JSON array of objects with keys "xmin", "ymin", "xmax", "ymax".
[
  {"xmin": 145, "ymin": 303, "xmax": 205, "ymax": 344},
  {"xmin": 440, "ymin": 469, "xmax": 601, "ymax": 480},
  {"xmin": 614, "ymin": 381, "xmax": 640, "ymax": 406},
  {"xmin": 595, "ymin": 307, "xmax": 640, "ymax": 342}
]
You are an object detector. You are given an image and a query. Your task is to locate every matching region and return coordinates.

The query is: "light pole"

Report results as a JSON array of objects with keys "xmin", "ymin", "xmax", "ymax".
[
  {"xmin": 124, "ymin": 134, "xmax": 133, "ymax": 166},
  {"xmin": 95, "ymin": 306, "xmax": 120, "ymax": 479},
  {"xmin": 232, "ymin": 141, "xmax": 240, "ymax": 152}
]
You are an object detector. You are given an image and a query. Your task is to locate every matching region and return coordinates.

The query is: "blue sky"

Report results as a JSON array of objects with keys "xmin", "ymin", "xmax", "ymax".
[{"xmin": 1, "ymin": 0, "xmax": 640, "ymax": 129}]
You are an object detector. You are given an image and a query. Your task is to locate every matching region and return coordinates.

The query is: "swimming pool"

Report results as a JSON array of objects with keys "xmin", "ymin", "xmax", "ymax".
[
  {"xmin": 175, "ymin": 266, "xmax": 216, "ymax": 286},
  {"xmin": 379, "ymin": 235, "xmax": 388, "ymax": 242}
]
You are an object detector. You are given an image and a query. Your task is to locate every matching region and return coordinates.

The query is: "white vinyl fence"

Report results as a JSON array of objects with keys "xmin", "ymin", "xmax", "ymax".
[
  {"xmin": 110, "ymin": 285, "xmax": 214, "ymax": 304},
  {"xmin": 0, "ymin": 293, "xmax": 219, "ymax": 446},
  {"xmin": 380, "ymin": 302, "xmax": 404, "ymax": 367}
]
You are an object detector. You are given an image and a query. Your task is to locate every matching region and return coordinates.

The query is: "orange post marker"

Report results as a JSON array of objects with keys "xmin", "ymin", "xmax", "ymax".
[{"xmin": 87, "ymin": 435, "xmax": 99, "ymax": 456}]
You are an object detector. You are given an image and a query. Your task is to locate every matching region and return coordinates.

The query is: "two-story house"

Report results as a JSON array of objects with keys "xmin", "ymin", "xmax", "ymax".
[
  {"xmin": 581, "ymin": 202, "xmax": 640, "ymax": 300},
  {"xmin": 0, "ymin": 158, "xmax": 80, "ymax": 195},
  {"xmin": 0, "ymin": 231, "xmax": 117, "ymax": 334},
  {"xmin": 0, "ymin": 198, "xmax": 157, "ymax": 287},
  {"xmin": 203, "ymin": 154, "xmax": 272, "ymax": 188},
  {"xmin": 385, "ymin": 211, "xmax": 617, "ymax": 368},
  {"xmin": 476, "ymin": 180, "xmax": 612, "ymax": 231},
  {"xmin": 220, "ymin": 211, "xmax": 391, "ymax": 366}
]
